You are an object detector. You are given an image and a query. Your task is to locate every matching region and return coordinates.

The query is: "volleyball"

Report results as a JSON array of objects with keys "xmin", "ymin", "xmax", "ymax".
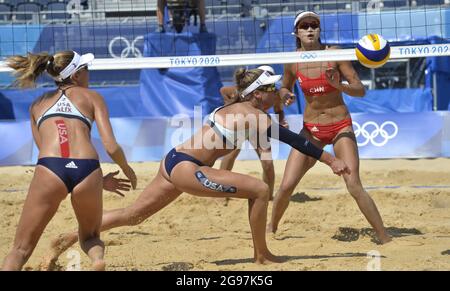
[{"xmin": 355, "ymin": 34, "xmax": 391, "ymax": 69}]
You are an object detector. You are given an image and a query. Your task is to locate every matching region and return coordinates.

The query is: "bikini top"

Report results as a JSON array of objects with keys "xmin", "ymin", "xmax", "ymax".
[
  {"xmin": 296, "ymin": 62, "xmax": 338, "ymax": 97},
  {"xmin": 207, "ymin": 105, "xmax": 251, "ymax": 147},
  {"xmin": 35, "ymin": 88, "xmax": 93, "ymax": 130}
]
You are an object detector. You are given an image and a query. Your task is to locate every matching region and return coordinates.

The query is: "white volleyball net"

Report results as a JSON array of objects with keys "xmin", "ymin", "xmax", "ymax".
[{"xmin": 0, "ymin": 0, "xmax": 449, "ymax": 92}]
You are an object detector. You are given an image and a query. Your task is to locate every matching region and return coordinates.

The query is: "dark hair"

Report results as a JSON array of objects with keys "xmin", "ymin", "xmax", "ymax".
[
  {"xmin": 296, "ymin": 36, "xmax": 302, "ymax": 49},
  {"xmin": 6, "ymin": 51, "xmax": 75, "ymax": 88}
]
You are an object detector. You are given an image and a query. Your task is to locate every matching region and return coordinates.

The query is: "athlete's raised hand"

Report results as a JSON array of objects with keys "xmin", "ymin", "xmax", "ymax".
[{"xmin": 103, "ymin": 170, "xmax": 132, "ymax": 197}]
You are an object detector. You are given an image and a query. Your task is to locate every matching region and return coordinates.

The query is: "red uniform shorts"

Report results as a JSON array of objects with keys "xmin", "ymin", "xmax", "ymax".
[{"xmin": 303, "ymin": 118, "xmax": 353, "ymax": 145}]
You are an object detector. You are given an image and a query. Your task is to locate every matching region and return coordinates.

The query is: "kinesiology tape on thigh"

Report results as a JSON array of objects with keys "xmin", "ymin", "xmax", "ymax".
[{"xmin": 195, "ymin": 171, "xmax": 237, "ymax": 193}]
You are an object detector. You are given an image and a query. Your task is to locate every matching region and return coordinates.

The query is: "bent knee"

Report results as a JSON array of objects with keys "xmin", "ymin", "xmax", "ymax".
[
  {"xmin": 79, "ymin": 235, "xmax": 102, "ymax": 247},
  {"xmin": 248, "ymin": 182, "xmax": 270, "ymax": 200},
  {"xmin": 256, "ymin": 182, "xmax": 270, "ymax": 200},
  {"xmin": 344, "ymin": 179, "xmax": 364, "ymax": 199},
  {"xmin": 260, "ymin": 161, "xmax": 274, "ymax": 172},
  {"xmin": 278, "ymin": 182, "xmax": 296, "ymax": 197}
]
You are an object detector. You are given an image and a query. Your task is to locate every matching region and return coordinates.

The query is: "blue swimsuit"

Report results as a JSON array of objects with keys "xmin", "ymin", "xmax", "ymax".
[
  {"xmin": 164, "ymin": 105, "xmax": 248, "ymax": 177},
  {"xmin": 164, "ymin": 105, "xmax": 324, "ymax": 178},
  {"xmin": 36, "ymin": 88, "xmax": 99, "ymax": 193}
]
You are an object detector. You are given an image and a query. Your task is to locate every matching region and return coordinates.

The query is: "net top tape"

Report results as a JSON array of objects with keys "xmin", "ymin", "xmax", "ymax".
[{"xmin": 0, "ymin": 43, "xmax": 448, "ymax": 72}]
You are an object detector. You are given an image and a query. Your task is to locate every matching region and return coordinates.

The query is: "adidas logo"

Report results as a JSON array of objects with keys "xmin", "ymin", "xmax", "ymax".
[
  {"xmin": 65, "ymin": 161, "xmax": 78, "ymax": 169},
  {"xmin": 311, "ymin": 126, "xmax": 319, "ymax": 132}
]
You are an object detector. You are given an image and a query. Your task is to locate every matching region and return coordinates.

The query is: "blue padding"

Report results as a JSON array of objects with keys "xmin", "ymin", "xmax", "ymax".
[
  {"xmin": 0, "ymin": 86, "xmax": 150, "ymax": 120},
  {"xmin": 2, "ymin": 112, "xmax": 450, "ymax": 166},
  {"xmin": 295, "ymin": 88, "xmax": 432, "ymax": 114},
  {"xmin": 139, "ymin": 32, "xmax": 223, "ymax": 117},
  {"xmin": 344, "ymin": 88, "xmax": 433, "ymax": 113},
  {"xmin": 0, "ymin": 86, "xmax": 433, "ymax": 122}
]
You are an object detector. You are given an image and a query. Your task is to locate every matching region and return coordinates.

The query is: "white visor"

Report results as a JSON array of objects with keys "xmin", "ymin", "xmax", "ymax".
[
  {"xmin": 257, "ymin": 65, "xmax": 275, "ymax": 75},
  {"xmin": 240, "ymin": 71, "xmax": 282, "ymax": 98},
  {"xmin": 55, "ymin": 51, "xmax": 94, "ymax": 81},
  {"xmin": 293, "ymin": 11, "xmax": 320, "ymax": 28}
]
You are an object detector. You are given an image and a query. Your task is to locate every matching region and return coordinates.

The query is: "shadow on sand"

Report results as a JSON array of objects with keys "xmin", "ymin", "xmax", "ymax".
[
  {"xmin": 212, "ymin": 252, "xmax": 371, "ymax": 266},
  {"xmin": 290, "ymin": 192, "xmax": 322, "ymax": 203},
  {"xmin": 332, "ymin": 227, "xmax": 423, "ymax": 244}
]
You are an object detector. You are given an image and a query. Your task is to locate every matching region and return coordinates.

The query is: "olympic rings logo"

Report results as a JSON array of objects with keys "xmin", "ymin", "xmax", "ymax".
[
  {"xmin": 300, "ymin": 52, "xmax": 317, "ymax": 59},
  {"xmin": 353, "ymin": 121, "xmax": 398, "ymax": 147},
  {"xmin": 108, "ymin": 36, "xmax": 144, "ymax": 58}
]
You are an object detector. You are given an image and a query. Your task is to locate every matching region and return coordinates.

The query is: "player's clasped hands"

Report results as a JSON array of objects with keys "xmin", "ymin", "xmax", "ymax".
[
  {"xmin": 329, "ymin": 158, "xmax": 351, "ymax": 176},
  {"xmin": 279, "ymin": 88, "xmax": 296, "ymax": 106}
]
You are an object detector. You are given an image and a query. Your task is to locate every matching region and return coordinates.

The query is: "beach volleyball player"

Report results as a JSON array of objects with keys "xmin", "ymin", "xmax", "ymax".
[
  {"xmin": 1, "ymin": 51, "xmax": 136, "ymax": 271},
  {"xmin": 219, "ymin": 65, "xmax": 289, "ymax": 201},
  {"xmin": 44, "ymin": 68, "xmax": 349, "ymax": 266},
  {"xmin": 268, "ymin": 11, "xmax": 392, "ymax": 244}
]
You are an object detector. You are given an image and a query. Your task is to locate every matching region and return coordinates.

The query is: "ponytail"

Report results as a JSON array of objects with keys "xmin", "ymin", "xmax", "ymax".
[
  {"xmin": 7, "ymin": 50, "xmax": 75, "ymax": 88},
  {"xmin": 6, "ymin": 52, "xmax": 54, "ymax": 88}
]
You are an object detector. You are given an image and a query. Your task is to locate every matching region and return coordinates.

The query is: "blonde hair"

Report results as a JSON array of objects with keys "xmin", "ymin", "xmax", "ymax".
[
  {"xmin": 233, "ymin": 68, "xmax": 265, "ymax": 102},
  {"xmin": 6, "ymin": 51, "xmax": 75, "ymax": 88}
]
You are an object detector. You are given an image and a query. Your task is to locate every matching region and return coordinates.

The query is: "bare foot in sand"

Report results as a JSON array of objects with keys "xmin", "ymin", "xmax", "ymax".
[
  {"xmin": 41, "ymin": 233, "xmax": 78, "ymax": 271},
  {"xmin": 254, "ymin": 252, "xmax": 284, "ymax": 264},
  {"xmin": 92, "ymin": 260, "xmax": 106, "ymax": 271},
  {"xmin": 379, "ymin": 238, "xmax": 424, "ymax": 250},
  {"xmin": 379, "ymin": 235, "xmax": 392, "ymax": 245},
  {"xmin": 39, "ymin": 256, "xmax": 58, "ymax": 271}
]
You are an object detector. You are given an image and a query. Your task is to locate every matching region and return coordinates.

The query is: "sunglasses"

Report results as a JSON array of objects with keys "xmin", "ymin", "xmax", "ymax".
[
  {"xmin": 259, "ymin": 84, "xmax": 277, "ymax": 92},
  {"xmin": 298, "ymin": 22, "xmax": 320, "ymax": 30}
]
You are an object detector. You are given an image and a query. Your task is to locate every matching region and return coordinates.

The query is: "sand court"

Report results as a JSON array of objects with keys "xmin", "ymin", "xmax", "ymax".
[{"xmin": 0, "ymin": 158, "xmax": 449, "ymax": 271}]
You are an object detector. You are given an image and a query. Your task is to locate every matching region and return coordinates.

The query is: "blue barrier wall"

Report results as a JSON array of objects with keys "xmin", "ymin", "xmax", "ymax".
[
  {"xmin": 0, "ymin": 86, "xmax": 433, "ymax": 120},
  {"xmin": 0, "ymin": 8, "xmax": 450, "ymax": 110},
  {"xmin": 139, "ymin": 32, "xmax": 223, "ymax": 117},
  {"xmin": 0, "ymin": 86, "xmax": 150, "ymax": 120},
  {"xmin": 1, "ymin": 112, "xmax": 449, "ymax": 166}
]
